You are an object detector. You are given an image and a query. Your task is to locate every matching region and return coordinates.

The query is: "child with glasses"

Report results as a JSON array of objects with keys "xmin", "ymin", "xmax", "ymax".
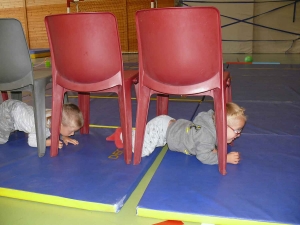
[{"xmin": 107, "ymin": 102, "xmax": 247, "ymax": 165}]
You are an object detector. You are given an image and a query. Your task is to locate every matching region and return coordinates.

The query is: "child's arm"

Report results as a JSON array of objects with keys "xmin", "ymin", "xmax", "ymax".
[
  {"xmin": 197, "ymin": 148, "xmax": 240, "ymax": 164},
  {"xmin": 213, "ymin": 148, "xmax": 240, "ymax": 164},
  {"xmin": 195, "ymin": 145, "xmax": 219, "ymax": 165},
  {"xmin": 61, "ymin": 136, "xmax": 79, "ymax": 146}
]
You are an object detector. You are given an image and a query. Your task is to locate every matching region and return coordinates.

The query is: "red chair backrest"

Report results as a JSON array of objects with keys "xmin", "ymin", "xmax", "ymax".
[
  {"xmin": 45, "ymin": 13, "xmax": 123, "ymax": 90},
  {"xmin": 136, "ymin": 7, "xmax": 223, "ymax": 94}
]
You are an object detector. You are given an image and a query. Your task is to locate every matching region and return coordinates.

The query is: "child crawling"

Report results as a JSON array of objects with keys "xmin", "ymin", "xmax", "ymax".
[
  {"xmin": 107, "ymin": 102, "xmax": 246, "ymax": 165},
  {"xmin": 0, "ymin": 99, "xmax": 83, "ymax": 149}
]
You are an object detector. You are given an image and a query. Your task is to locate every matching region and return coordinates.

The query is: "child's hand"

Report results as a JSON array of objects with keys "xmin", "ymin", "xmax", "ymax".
[
  {"xmin": 227, "ymin": 151, "xmax": 240, "ymax": 164},
  {"xmin": 62, "ymin": 136, "xmax": 79, "ymax": 146},
  {"xmin": 46, "ymin": 139, "xmax": 64, "ymax": 149}
]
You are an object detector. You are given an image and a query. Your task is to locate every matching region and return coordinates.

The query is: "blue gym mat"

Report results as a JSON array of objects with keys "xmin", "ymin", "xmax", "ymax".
[
  {"xmin": 0, "ymin": 80, "xmax": 203, "ymax": 213},
  {"xmin": 0, "ymin": 127, "xmax": 164, "ymax": 212},
  {"xmin": 1, "ymin": 64, "xmax": 299, "ymax": 222},
  {"xmin": 136, "ymin": 64, "xmax": 300, "ymax": 224},
  {"xmin": 0, "ymin": 78, "xmax": 162, "ymax": 212}
]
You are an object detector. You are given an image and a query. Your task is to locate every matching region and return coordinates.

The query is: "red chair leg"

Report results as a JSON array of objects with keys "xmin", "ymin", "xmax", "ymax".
[
  {"xmin": 120, "ymin": 78, "xmax": 134, "ymax": 164},
  {"xmin": 134, "ymin": 86, "xmax": 151, "ymax": 165},
  {"xmin": 50, "ymin": 85, "xmax": 64, "ymax": 157},
  {"xmin": 213, "ymin": 90, "xmax": 227, "ymax": 175},
  {"xmin": 78, "ymin": 92, "xmax": 90, "ymax": 134},
  {"xmin": 1, "ymin": 91, "xmax": 8, "ymax": 101},
  {"xmin": 156, "ymin": 94, "xmax": 169, "ymax": 116}
]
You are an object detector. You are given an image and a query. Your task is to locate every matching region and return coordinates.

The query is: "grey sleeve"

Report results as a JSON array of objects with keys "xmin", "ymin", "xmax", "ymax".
[
  {"xmin": 192, "ymin": 110, "xmax": 217, "ymax": 164},
  {"xmin": 195, "ymin": 144, "xmax": 218, "ymax": 165},
  {"xmin": 194, "ymin": 135, "xmax": 218, "ymax": 165}
]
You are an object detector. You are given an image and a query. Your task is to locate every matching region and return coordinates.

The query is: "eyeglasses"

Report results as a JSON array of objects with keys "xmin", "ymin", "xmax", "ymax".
[{"xmin": 227, "ymin": 125, "xmax": 242, "ymax": 134}]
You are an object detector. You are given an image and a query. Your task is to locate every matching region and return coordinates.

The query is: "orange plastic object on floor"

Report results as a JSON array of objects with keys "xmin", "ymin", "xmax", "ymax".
[
  {"xmin": 134, "ymin": 7, "xmax": 231, "ymax": 174},
  {"xmin": 45, "ymin": 13, "xmax": 138, "ymax": 164}
]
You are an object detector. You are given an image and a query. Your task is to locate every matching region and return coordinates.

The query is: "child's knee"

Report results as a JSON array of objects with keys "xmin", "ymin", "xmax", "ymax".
[
  {"xmin": 0, "ymin": 138, "xmax": 8, "ymax": 144},
  {"xmin": 0, "ymin": 131, "xmax": 10, "ymax": 144}
]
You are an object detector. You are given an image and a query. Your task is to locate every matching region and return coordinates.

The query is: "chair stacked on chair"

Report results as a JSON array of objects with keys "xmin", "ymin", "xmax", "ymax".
[
  {"xmin": 45, "ymin": 13, "xmax": 138, "ymax": 164},
  {"xmin": 134, "ymin": 7, "xmax": 232, "ymax": 175}
]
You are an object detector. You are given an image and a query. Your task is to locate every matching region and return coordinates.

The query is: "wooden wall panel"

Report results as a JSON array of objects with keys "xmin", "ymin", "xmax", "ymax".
[
  {"xmin": 2, "ymin": 1, "xmax": 299, "ymax": 53},
  {"xmin": 127, "ymin": 0, "xmax": 174, "ymax": 52},
  {"xmin": 69, "ymin": 0, "xmax": 128, "ymax": 52},
  {"xmin": 0, "ymin": 0, "xmax": 28, "ymax": 43},
  {"xmin": 157, "ymin": 0, "xmax": 175, "ymax": 8},
  {"xmin": 1, "ymin": 0, "xmax": 174, "ymax": 52},
  {"xmin": 26, "ymin": 4, "xmax": 65, "ymax": 48},
  {"xmin": 127, "ymin": 0, "xmax": 150, "ymax": 53}
]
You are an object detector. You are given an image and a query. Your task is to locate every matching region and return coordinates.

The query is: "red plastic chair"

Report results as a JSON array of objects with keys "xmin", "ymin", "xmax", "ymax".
[
  {"xmin": 134, "ymin": 7, "xmax": 231, "ymax": 175},
  {"xmin": 45, "ymin": 13, "xmax": 138, "ymax": 164}
]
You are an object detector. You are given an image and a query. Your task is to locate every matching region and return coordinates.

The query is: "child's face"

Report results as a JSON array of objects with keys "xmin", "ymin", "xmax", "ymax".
[
  {"xmin": 60, "ymin": 124, "xmax": 80, "ymax": 137},
  {"xmin": 227, "ymin": 117, "xmax": 246, "ymax": 144}
]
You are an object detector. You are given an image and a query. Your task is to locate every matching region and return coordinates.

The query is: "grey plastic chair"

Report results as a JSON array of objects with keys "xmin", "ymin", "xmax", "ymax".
[{"xmin": 0, "ymin": 18, "xmax": 52, "ymax": 157}]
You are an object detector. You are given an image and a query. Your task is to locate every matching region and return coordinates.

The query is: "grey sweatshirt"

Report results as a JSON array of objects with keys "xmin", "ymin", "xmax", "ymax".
[{"xmin": 166, "ymin": 110, "xmax": 218, "ymax": 165}]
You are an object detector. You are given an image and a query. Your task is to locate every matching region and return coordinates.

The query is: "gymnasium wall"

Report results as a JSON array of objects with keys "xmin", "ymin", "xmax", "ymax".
[
  {"xmin": 0, "ymin": 0, "xmax": 28, "ymax": 42},
  {"xmin": 0, "ymin": 0, "xmax": 174, "ymax": 52},
  {"xmin": 1, "ymin": 1, "xmax": 299, "ymax": 53},
  {"xmin": 186, "ymin": 1, "xmax": 300, "ymax": 53}
]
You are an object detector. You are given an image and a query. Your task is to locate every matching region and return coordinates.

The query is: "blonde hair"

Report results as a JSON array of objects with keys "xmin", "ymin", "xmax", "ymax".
[
  {"xmin": 61, "ymin": 103, "xmax": 84, "ymax": 129},
  {"xmin": 226, "ymin": 102, "xmax": 247, "ymax": 124}
]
